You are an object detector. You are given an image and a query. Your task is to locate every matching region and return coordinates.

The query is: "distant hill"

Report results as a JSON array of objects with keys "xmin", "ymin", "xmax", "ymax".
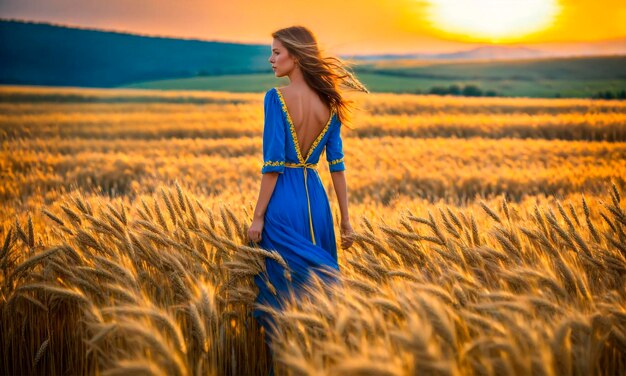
[
  {"xmin": 435, "ymin": 46, "xmax": 548, "ymax": 60},
  {"xmin": 351, "ymin": 39, "xmax": 626, "ymax": 62},
  {"xmin": 358, "ymin": 55, "xmax": 626, "ymax": 81},
  {"xmin": 125, "ymin": 56, "xmax": 626, "ymax": 98},
  {"xmin": 0, "ymin": 19, "xmax": 271, "ymax": 87},
  {"xmin": 352, "ymin": 46, "xmax": 548, "ymax": 61}
]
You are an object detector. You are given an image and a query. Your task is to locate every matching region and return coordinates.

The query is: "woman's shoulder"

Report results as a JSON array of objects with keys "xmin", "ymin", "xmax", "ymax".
[{"xmin": 264, "ymin": 87, "xmax": 280, "ymax": 105}]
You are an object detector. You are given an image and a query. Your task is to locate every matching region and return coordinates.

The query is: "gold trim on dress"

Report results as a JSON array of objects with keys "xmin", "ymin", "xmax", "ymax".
[
  {"xmin": 263, "ymin": 160, "xmax": 285, "ymax": 167},
  {"xmin": 328, "ymin": 157, "xmax": 344, "ymax": 165},
  {"xmin": 304, "ymin": 116, "xmax": 333, "ymax": 163},
  {"xmin": 284, "ymin": 162, "xmax": 318, "ymax": 245},
  {"xmin": 274, "ymin": 88, "xmax": 334, "ymax": 164}
]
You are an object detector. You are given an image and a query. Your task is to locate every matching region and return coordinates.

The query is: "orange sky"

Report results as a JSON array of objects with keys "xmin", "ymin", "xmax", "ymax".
[{"xmin": 1, "ymin": 0, "xmax": 625, "ymax": 54}]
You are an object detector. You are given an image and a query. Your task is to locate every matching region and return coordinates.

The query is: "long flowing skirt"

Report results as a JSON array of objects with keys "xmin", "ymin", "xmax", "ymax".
[{"xmin": 250, "ymin": 168, "xmax": 341, "ymax": 343}]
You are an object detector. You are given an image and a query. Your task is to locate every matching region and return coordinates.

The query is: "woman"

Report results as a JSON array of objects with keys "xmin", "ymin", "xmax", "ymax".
[{"xmin": 246, "ymin": 25, "xmax": 368, "ymax": 364}]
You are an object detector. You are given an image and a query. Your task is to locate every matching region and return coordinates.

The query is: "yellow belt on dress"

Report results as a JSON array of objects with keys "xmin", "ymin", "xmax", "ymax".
[{"xmin": 284, "ymin": 162, "xmax": 318, "ymax": 245}]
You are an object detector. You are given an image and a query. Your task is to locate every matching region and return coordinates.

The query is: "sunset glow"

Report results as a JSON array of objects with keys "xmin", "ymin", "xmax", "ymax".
[
  {"xmin": 0, "ymin": 0, "xmax": 624, "ymax": 54},
  {"xmin": 424, "ymin": 0, "xmax": 561, "ymax": 42}
]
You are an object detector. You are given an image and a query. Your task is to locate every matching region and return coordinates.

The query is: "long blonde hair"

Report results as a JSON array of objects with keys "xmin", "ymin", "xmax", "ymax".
[{"xmin": 272, "ymin": 26, "xmax": 369, "ymax": 129}]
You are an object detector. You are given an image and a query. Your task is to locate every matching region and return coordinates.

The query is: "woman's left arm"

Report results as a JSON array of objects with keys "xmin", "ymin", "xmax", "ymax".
[
  {"xmin": 249, "ymin": 89, "xmax": 285, "ymax": 243},
  {"xmin": 248, "ymin": 172, "xmax": 279, "ymax": 243}
]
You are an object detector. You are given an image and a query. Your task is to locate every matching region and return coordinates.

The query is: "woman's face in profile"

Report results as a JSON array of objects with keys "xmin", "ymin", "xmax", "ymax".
[{"xmin": 268, "ymin": 38, "xmax": 296, "ymax": 78}]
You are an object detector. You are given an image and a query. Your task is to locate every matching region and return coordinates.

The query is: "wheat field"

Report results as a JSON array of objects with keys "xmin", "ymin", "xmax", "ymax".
[{"xmin": 1, "ymin": 85, "xmax": 625, "ymax": 375}]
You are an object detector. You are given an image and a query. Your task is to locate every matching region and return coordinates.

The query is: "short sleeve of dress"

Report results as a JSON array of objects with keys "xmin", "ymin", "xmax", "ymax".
[
  {"xmin": 325, "ymin": 120, "xmax": 345, "ymax": 172},
  {"xmin": 261, "ymin": 89, "xmax": 286, "ymax": 174}
]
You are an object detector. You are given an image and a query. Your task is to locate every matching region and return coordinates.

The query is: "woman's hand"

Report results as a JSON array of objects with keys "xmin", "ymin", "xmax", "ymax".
[
  {"xmin": 340, "ymin": 220, "xmax": 355, "ymax": 249},
  {"xmin": 248, "ymin": 216, "xmax": 264, "ymax": 244}
]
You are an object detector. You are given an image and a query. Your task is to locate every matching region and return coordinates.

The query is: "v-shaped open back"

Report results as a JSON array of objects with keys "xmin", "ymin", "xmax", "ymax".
[{"xmin": 275, "ymin": 87, "xmax": 334, "ymax": 163}]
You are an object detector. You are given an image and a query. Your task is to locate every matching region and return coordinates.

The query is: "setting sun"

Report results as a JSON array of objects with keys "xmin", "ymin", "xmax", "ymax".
[{"xmin": 424, "ymin": 0, "xmax": 561, "ymax": 42}]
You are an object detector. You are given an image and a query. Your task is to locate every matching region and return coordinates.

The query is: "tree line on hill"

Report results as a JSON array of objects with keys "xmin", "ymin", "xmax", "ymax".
[
  {"xmin": 590, "ymin": 90, "xmax": 626, "ymax": 100},
  {"xmin": 414, "ymin": 84, "xmax": 499, "ymax": 97},
  {"xmin": 414, "ymin": 84, "xmax": 626, "ymax": 100}
]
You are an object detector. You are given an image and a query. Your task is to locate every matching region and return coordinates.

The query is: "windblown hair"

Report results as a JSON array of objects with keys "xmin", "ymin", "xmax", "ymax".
[{"xmin": 272, "ymin": 26, "xmax": 369, "ymax": 128}]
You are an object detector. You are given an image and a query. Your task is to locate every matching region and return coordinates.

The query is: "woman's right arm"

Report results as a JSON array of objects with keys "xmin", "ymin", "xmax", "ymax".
[
  {"xmin": 326, "ymin": 120, "xmax": 354, "ymax": 249},
  {"xmin": 330, "ymin": 171, "xmax": 350, "ymax": 224},
  {"xmin": 330, "ymin": 171, "xmax": 354, "ymax": 249}
]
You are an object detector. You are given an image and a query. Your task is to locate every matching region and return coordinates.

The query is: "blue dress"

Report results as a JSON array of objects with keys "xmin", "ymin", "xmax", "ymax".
[{"xmin": 250, "ymin": 87, "xmax": 345, "ymax": 341}]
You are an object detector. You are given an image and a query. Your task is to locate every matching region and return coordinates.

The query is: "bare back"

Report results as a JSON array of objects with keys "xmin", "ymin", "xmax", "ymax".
[{"xmin": 278, "ymin": 86, "xmax": 332, "ymax": 158}]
